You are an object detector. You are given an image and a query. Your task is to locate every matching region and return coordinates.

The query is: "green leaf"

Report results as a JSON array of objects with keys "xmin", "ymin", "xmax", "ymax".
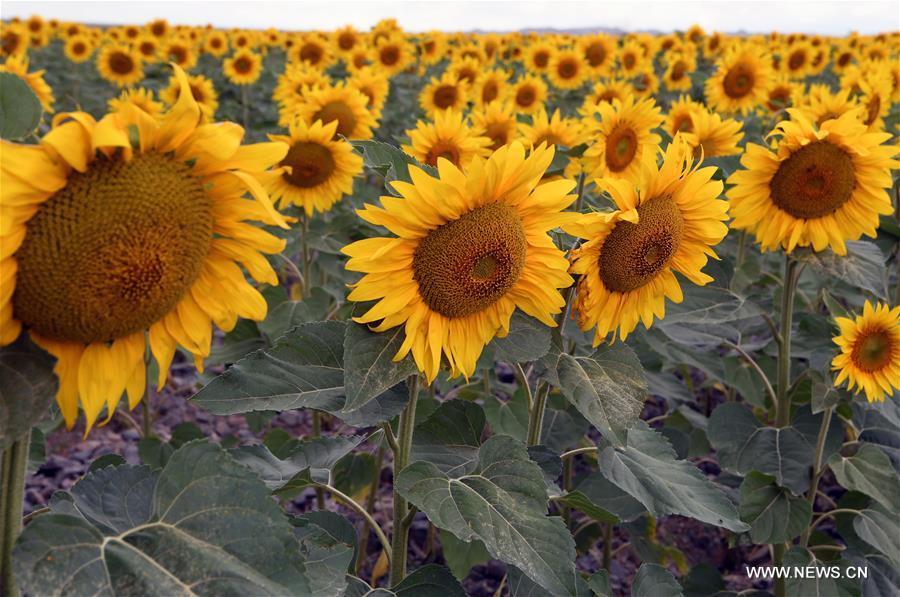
[
  {"xmin": 556, "ymin": 490, "xmax": 619, "ymax": 524},
  {"xmin": 411, "ymin": 399, "xmax": 485, "ymax": 476},
  {"xmin": 0, "ymin": 336, "xmax": 58, "ymax": 450},
  {"xmin": 681, "ymin": 563, "xmax": 725, "ymax": 597},
  {"xmin": 739, "ymin": 471, "xmax": 812, "ymax": 544},
  {"xmin": 828, "ymin": 444, "xmax": 900, "ymax": 513},
  {"xmin": 598, "ymin": 425, "xmax": 749, "ymax": 532},
  {"xmin": 506, "ymin": 565, "xmax": 593, "ymax": 596},
  {"xmin": 539, "ymin": 341, "xmax": 647, "ymax": 446},
  {"xmin": 489, "ymin": 311, "xmax": 552, "ymax": 363},
  {"xmin": 796, "ymin": 240, "xmax": 888, "ymax": 300},
  {"xmin": 138, "ymin": 437, "xmax": 174, "ymax": 470},
  {"xmin": 439, "ymin": 529, "xmax": 490, "ymax": 581},
  {"xmin": 587, "ymin": 570, "xmax": 611, "ymax": 597},
  {"xmin": 397, "ymin": 435, "xmax": 578, "ymax": 595},
  {"xmin": 854, "ymin": 505, "xmax": 900, "ymax": 568},
  {"xmin": 782, "ymin": 547, "xmax": 859, "ymax": 597},
  {"xmin": 386, "ymin": 564, "xmax": 466, "ymax": 596},
  {"xmin": 350, "ymin": 139, "xmax": 437, "ymax": 193},
  {"xmin": 295, "ymin": 510, "xmax": 359, "ymax": 572},
  {"xmin": 258, "ymin": 287, "xmax": 331, "ymax": 340},
  {"xmin": 342, "ymin": 322, "xmax": 417, "ymax": 414},
  {"xmin": 483, "ymin": 391, "xmax": 529, "ymax": 441},
  {"xmin": 0, "ymin": 72, "xmax": 42, "ymax": 140},
  {"xmin": 632, "ymin": 563, "xmax": 684, "ymax": 597},
  {"xmin": 810, "ymin": 370, "xmax": 843, "ymax": 414},
  {"xmin": 15, "ymin": 441, "xmax": 311, "ymax": 595},
  {"xmin": 707, "ymin": 403, "xmax": 813, "ymax": 494},
  {"xmin": 332, "ymin": 452, "xmax": 378, "ymax": 502},
  {"xmin": 293, "ymin": 512, "xmax": 355, "ymax": 596},
  {"xmin": 86, "ymin": 453, "xmax": 126, "ymax": 474},
  {"xmin": 570, "ymin": 470, "xmax": 646, "ymax": 523}
]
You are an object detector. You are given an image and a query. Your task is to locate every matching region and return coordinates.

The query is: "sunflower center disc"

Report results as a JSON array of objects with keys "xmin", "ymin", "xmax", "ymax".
[
  {"xmin": 534, "ymin": 51, "xmax": 549, "ymax": 68},
  {"xmin": 109, "ymin": 51, "xmax": 135, "ymax": 75},
  {"xmin": 281, "ymin": 141, "xmax": 336, "ymax": 188},
  {"xmin": 558, "ymin": 60, "xmax": 577, "ymax": 78},
  {"xmin": 586, "ymin": 43, "xmax": 606, "ymax": 66},
  {"xmin": 723, "ymin": 63, "xmax": 755, "ymax": 98},
  {"xmin": 482, "ymin": 81, "xmax": 498, "ymax": 103},
  {"xmin": 599, "ymin": 196, "xmax": 684, "ymax": 293},
  {"xmin": 314, "ymin": 100, "xmax": 358, "ymax": 138},
  {"xmin": 606, "ymin": 125, "xmax": 638, "ymax": 172},
  {"xmin": 13, "ymin": 153, "xmax": 213, "ymax": 344},
  {"xmin": 424, "ymin": 141, "xmax": 461, "ymax": 167},
  {"xmin": 432, "ymin": 85, "xmax": 458, "ymax": 109},
  {"xmin": 516, "ymin": 86, "xmax": 536, "ymax": 107},
  {"xmin": 485, "ymin": 123, "xmax": 510, "ymax": 151},
  {"xmin": 380, "ymin": 46, "xmax": 400, "ymax": 65},
  {"xmin": 413, "ymin": 202, "xmax": 527, "ymax": 318},
  {"xmin": 770, "ymin": 141, "xmax": 856, "ymax": 219},
  {"xmin": 233, "ymin": 56, "xmax": 252, "ymax": 74},
  {"xmin": 852, "ymin": 330, "xmax": 893, "ymax": 372}
]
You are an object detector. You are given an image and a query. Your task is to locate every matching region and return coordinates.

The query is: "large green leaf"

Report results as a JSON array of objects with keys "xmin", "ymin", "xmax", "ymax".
[
  {"xmin": 397, "ymin": 435, "xmax": 578, "ymax": 595},
  {"xmin": 411, "ymin": 399, "xmax": 485, "ymax": 476},
  {"xmin": 708, "ymin": 403, "xmax": 813, "ymax": 494},
  {"xmin": 0, "ymin": 336, "xmax": 58, "ymax": 450},
  {"xmin": 192, "ymin": 321, "xmax": 408, "ymax": 426},
  {"xmin": 0, "ymin": 72, "xmax": 42, "ymax": 140},
  {"xmin": 631, "ymin": 563, "xmax": 684, "ymax": 597},
  {"xmin": 293, "ymin": 512, "xmax": 356, "ymax": 596},
  {"xmin": 258, "ymin": 287, "xmax": 331, "ymax": 340},
  {"xmin": 739, "ymin": 471, "xmax": 812, "ymax": 544},
  {"xmin": 829, "ymin": 444, "xmax": 900, "ymax": 513},
  {"xmin": 489, "ymin": 311, "xmax": 552, "ymax": 363},
  {"xmin": 597, "ymin": 425, "xmax": 749, "ymax": 532},
  {"xmin": 796, "ymin": 241, "xmax": 888, "ymax": 300},
  {"xmin": 347, "ymin": 564, "xmax": 466, "ymax": 597},
  {"xmin": 783, "ymin": 547, "xmax": 859, "ymax": 597},
  {"xmin": 568, "ymin": 469, "xmax": 646, "ymax": 523},
  {"xmin": 439, "ymin": 530, "xmax": 491, "ymax": 581},
  {"xmin": 14, "ymin": 441, "xmax": 311, "ymax": 595},
  {"xmin": 854, "ymin": 505, "xmax": 900, "ymax": 568},
  {"xmin": 539, "ymin": 341, "xmax": 647, "ymax": 446},
  {"xmin": 343, "ymin": 323, "xmax": 418, "ymax": 414}
]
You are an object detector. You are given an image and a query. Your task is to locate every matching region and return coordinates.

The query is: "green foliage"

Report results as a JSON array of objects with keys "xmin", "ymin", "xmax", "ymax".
[
  {"xmin": 0, "ymin": 336, "xmax": 57, "ymax": 450},
  {"xmin": 0, "ymin": 72, "xmax": 42, "ymax": 140}
]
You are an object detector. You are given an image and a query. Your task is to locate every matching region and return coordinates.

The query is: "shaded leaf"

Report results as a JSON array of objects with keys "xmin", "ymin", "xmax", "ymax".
[
  {"xmin": 796, "ymin": 241, "xmax": 888, "ymax": 300},
  {"xmin": 632, "ymin": 563, "xmax": 684, "ymax": 597},
  {"xmin": 0, "ymin": 71, "xmax": 42, "ymax": 140},
  {"xmin": 739, "ymin": 471, "xmax": 812, "ymax": 544},
  {"xmin": 439, "ymin": 530, "xmax": 490, "ymax": 581},
  {"xmin": 0, "ymin": 336, "xmax": 58, "ymax": 450},
  {"xmin": 490, "ymin": 311, "xmax": 552, "ymax": 363},
  {"xmin": 411, "ymin": 399, "xmax": 485, "ymax": 476},
  {"xmin": 854, "ymin": 505, "xmax": 900, "ymax": 568},
  {"xmin": 343, "ymin": 323, "xmax": 417, "ymax": 413},
  {"xmin": 829, "ymin": 444, "xmax": 900, "ymax": 513},
  {"xmin": 351, "ymin": 139, "xmax": 437, "ymax": 193}
]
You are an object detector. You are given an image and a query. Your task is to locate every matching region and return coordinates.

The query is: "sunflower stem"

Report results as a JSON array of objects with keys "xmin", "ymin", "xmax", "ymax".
[
  {"xmin": 602, "ymin": 521, "xmax": 613, "ymax": 571},
  {"xmin": 0, "ymin": 429, "xmax": 30, "ymax": 597},
  {"xmin": 240, "ymin": 84, "xmax": 249, "ymax": 130},
  {"xmin": 800, "ymin": 406, "xmax": 833, "ymax": 547},
  {"xmin": 389, "ymin": 375, "xmax": 420, "ymax": 586},
  {"xmin": 735, "ymin": 230, "xmax": 748, "ymax": 270},
  {"xmin": 300, "ymin": 214, "xmax": 312, "ymax": 299},
  {"xmin": 573, "ymin": 171, "xmax": 586, "ymax": 214},
  {"xmin": 526, "ymin": 381, "xmax": 550, "ymax": 446},
  {"xmin": 356, "ymin": 443, "xmax": 385, "ymax": 575},
  {"xmin": 141, "ymin": 340, "xmax": 154, "ymax": 439},
  {"xmin": 312, "ymin": 411, "xmax": 325, "ymax": 510}
]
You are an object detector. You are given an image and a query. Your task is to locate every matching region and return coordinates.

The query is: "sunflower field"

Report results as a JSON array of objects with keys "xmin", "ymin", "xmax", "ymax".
[{"xmin": 0, "ymin": 12, "xmax": 899, "ymax": 597}]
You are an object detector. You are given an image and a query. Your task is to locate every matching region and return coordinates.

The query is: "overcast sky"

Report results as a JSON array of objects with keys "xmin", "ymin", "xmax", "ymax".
[{"xmin": 3, "ymin": 1, "xmax": 898, "ymax": 35}]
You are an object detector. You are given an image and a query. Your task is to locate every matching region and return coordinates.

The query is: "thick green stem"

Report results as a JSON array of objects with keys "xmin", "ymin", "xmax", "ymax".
[
  {"xmin": 801, "ymin": 407, "xmax": 834, "ymax": 547},
  {"xmin": 300, "ymin": 214, "xmax": 312, "ymax": 298},
  {"xmin": 389, "ymin": 376, "xmax": 420, "ymax": 586},
  {"xmin": 526, "ymin": 382, "xmax": 549, "ymax": 446},
  {"xmin": 602, "ymin": 522, "xmax": 613, "ymax": 571},
  {"xmin": 1, "ymin": 430, "xmax": 31, "ymax": 597},
  {"xmin": 775, "ymin": 255, "xmax": 800, "ymax": 429},
  {"xmin": 735, "ymin": 230, "xmax": 748, "ymax": 270},
  {"xmin": 141, "ymin": 340, "xmax": 153, "ymax": 439}
]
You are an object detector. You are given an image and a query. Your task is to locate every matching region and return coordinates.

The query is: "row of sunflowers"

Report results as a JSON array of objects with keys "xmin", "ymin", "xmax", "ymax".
[{"xmin": 0, "ymin": 13, "xmax": 898, "ymax": 597}]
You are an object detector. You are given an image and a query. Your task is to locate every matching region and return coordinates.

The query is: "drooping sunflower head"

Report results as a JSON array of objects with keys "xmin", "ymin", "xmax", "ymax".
[
  {"xmin": 1, "ymin": 65, "xmax": 290, "ymax": 433},
  {"xmin": 262, "ymin": 118, "xmax": 363, "ymax": 215},
  {"xmin": 582, "ymin": 95, "xmax": 664, "ymax": 183},
  {"xmin": 343, "ymin": 142, "xmax": 577, "ymax": 381},
  {"xmin": 705, "ymin": 44, "xmax": 772, "ymax": 114},
  {"xmin": 223, "ymin": 48, "xmax": 263, "ymax": 85},
  {"xmin": 510, "ymin": 74, "xmax": 549, "ymax": 115},
  {"xmin": 96, "ymin": 43, "xmax": 144, "ymax": 87},
  {"xmin": 727, "ymin": 108, "xmax": 899, "ymax": 255},
  {"xmin": 565, "ymin": 139, "xmax": 729, "ymax": 343},
  {"xmin": 469, "ymin": 100, "xmax": 519, "ymax": 151},
  {"xmin": 403, "ymin": 109, "xmax": 492, "ymax": 169},
  {"xmin": 419, "ymin": 72, "xmax": 470, "ymax": 116},
  {"xmin": 832, "ymin": 301, "xmax": 900, "ymax": 402},
  {"xmin": 290, "ymin": 82, "xmax": 378, "ymax": 140}
]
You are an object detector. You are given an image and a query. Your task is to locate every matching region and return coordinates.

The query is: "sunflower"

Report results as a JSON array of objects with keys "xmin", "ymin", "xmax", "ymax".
[
  {"xmin": 347, "ymin": 66, "xmax": 390, "ymax": 115},
  {"xmin": 162, "ymin": 38, "xmax": 198, "ymax": 70},
  {"xmin": 764, "ymin": 76, "xmax": 802, "ymax": 114},
  {"xmin": 565, "ymin": 139, "xmax": 729, "ymax": 343},
  {"xmin": 832, "ymin": 301, "xmax": 900, "ymax": 402},
  {"xmin": 632, "ymin": 71, "xmax": 660, "ymax": 99},
  {"xmin": 470, "ymin": 100, "xmax": 518, "ymax": 151},
  {"xmin": 273, "ymin": 63, "xmax": 329, "ymax": 112},
  {"xmin": 582, "ymin": 96, "xmax": 663, "ymax": 183},
  {"xmin": 858, "ymin": 70, "xmax": 893, "ymax": 131},
  {"xmin": 291, "ymin": 34, "xmax": 333, "ymax": 69},
  {"xmin": 332, "ymin": 25, "xmax": 361, "ymax": 56},
  {"xmin": 290, "ymin": 82, "xmax": 377, "ymax": 140},
  {"xmin": 223, "ymin": 49, "xmax": 262, "ymax": 85},
  {"xmin": 1, "ymin": 24, "xmax": 28, "ymax": 58},
  {"xmin": 418, "ymin": 32, "xmax": 447, "ymax": 66},
  {"xmin": 447, "ymin": 55, "xmax": 482, "ymax": 85},
  {"xmin": 403, "ymin": 109, "xmax": 492, "ymax": 169},
  {"xmin": 524, "ymin": 40, "xmax": 555, "ymax": 73},
  {"xmin": 617, "ymin": 40, "xmax": 648, "ymax": 78},
  {"xmin": 134, "ymin": 34, "xmax": 160, "ymax": 61},
  {"xmin": 578, "ymin": 34, "xmax": 616, "ymax": 76},
  {"xmin": 663, "ymin": 52, "xmax": 696, "ymax": 92},
  {"xmin": 374, "ymin": 34, "xmax": 414, "ymax": 76},
  {"xmin": 782, "ymin": 41, "xmax": 814, "ymax": 78},
  {"xmin": 705, "ymin": 45, "xmax": 772, "ymax": 114},
  {"xmin": 108, "ymin": 87, "xmax": 164, "ymax": 118},
  {"xmin": 548, "ymin": 49, "xmax": 587, "ymax": 90},
  {"xmin": 97, "ymin": 43, "xmax": 144, "ymax": 87},
  {"xmin": 664, "ymin": 95, "xmax": 705, "ymax": 137},
  {"xmin": 831, "ymin": 42, "xmax": 858, "ymax": 74},
  {"xmin": 795, "ymin": 84, "xmax": 859, "ymax": 126},
  {"xmin": 0, "ymin": 66, "xmax": 289, "ymax": 433},
  {"xmin": 161, "ymin": 72, "xmax": 218, "ymax": 122},
  {"xmin": 678, "ymin": 109, "xmax": 744, "ymax": 158},
  {"xmin": 727, "ymin": 109, "xmax": 898, "ymax": 255},
  {"xmin": 472, "ymin": 68, "xmax": 510, "ymax": 108},
  {"xmin": 580, "ymin": 79, "xmax": 632, "ymax": 114},
  {"xmin": 203, "ymin": 30, "xmax": 229, "ymax": 57},
  {"xmin": 147, "ymin": 18, "xmax": 169, "ymax": 39},
  {"xmin": 510, "ymin": 74, "xmax": 548, "ymax": 115},
  {"xmin": 0, "ymin": 55, "xmax": 55, "ymax": 113},
  {"xmin": 343, "ymin": 142, "xmax": 576, "ymax": 381},
  {"xmin": 518, "ymin": 108, "xmax": 584, "ymax": 150},
  {"xmin": 262, "ymin": 119, "xmax": 363, "ymax": 215},
  {"xmin": 420, "ymin": 72, "xmax": 470, "ymax": 116},
  {"xmin": 63, "ymin": 34, "xmax": 93, "ymax": 63}
]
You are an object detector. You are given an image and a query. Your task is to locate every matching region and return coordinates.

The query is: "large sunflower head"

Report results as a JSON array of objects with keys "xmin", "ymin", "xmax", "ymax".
[
  {"xmin": 96, "ymin": 43, "xmax": 144, "ymax": 87},
  {"xmin": 0, "ymin": 65, "xmax": 289, "ymax": 433},
  {"xmin": 565, "ymin": 139, "xmax": 729, "ymax": 343},
  {"xmin": 223, "ymin": 48, "xmax": 263, "ymax": 85},
  {"xmin": 582, "ymin": 95, "xmax": 664, "ymax": 182},
  {"xmin": 290, "ymin": 82, "xmax": 378, "ymax": 140},
  {"xmin": 832, "ymin": 301, "xmax": 900, "ymax": 402},
  {"xmin": 403, "ymin": 109, "xmax": 492, "ymax": 169},
  {"xmin": 342, "ymin": 142, "xmax": 577, "ymax": 381},
  {"xmin": 470, "ymin": 100, "xmax": 519, "ymax": 151},
  {"xmin": 705, "ymin": 44, "xmax": 772, "ymax": 114},
  {"xmin": 0, "ymin": 55, "xmax": 55, "ymax": 113},
  {"xmin": 419, "ymin": 72, "xmax": 470, "ymax": 117},
  {"xmin": 262, "ymin": 118, "xmax": 363, "ymax": 215},
  {"xmin": 727, "ymin": 109, "xmax": 899, "ymax": 255}
]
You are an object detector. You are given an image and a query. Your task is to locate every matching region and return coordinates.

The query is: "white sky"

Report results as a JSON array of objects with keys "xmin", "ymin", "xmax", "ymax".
[{"xmin": 2, "ymin": 0, "xmax": 899, "ymax": 35}]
